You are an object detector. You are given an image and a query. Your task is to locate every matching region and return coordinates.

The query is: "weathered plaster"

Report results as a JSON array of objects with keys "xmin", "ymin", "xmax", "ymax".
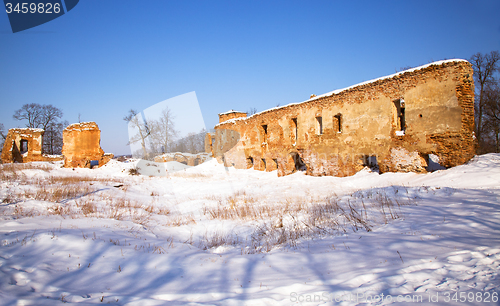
[{"xmin": 213, "ymin": 60, "xmax": 475, "ymax": 177}]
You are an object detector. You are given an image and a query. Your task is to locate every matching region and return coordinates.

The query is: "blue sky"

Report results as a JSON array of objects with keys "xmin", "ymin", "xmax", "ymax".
[{"xmin": 1, "ymin": 0, "xmax": 499, "ymax": 155}]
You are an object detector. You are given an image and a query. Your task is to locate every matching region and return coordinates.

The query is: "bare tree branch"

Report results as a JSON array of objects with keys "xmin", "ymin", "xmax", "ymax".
[
  {"xmin": 13, "ymin": 103, "xmax": 43, "ymax": 128},
  {"xmin": 469, "ymin": 51, "xmax": 500, "ymax": 151},
  {"xmin": 124, "ymin": 109, "xmax": 151, "ymax": 159}
]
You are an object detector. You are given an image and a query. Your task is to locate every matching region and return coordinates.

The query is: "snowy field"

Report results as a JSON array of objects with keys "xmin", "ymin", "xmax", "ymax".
[{"xmin": 1, "ymin": 155, "xmax": 499, "ymax": 305}]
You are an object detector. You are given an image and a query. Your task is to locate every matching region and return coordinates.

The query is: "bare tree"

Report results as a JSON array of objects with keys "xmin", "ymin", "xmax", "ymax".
[
  {"xmin": 40, "ymin": 105, "xmax": 64, "ymax": 154},
  {"xmin": 0, "ymin": 123, "xmax": 6, "ymax": 150},
  {"xmin": 43, "ymin": 120, "xmax": 68, "ymax": 155},
  {"xmin": 171, "ymin": 129, "xmax": 206, "ymax": 154},
  {"xmin": 0, "ymin": 123, "xmax": 5, "ymax": 139},
  {"xmin": 39, "ymin": 105, "xmax": 63, "ymax": 130},
  {"xmin": 246, "ymin": 107, "xmax": 258, "ymax": 116},
  {"xmin": 469, "ymin": 51, "xmax": 500, "ymax": 151},
  {"xmin": 149, "ymin": 107, "xmax": 178, "ymax": 155},
  {"xmin": 124, "ymin": 109, "xmax": 151, "ymax": 159},
  {"xmin": 13, "ymin": 103, "xmax": 65, "ymax": 154},
  {"xmin": 13, "ymin": 103, "xmax": 43, "ymax": 128},
  {"xmin": 483, "ymin": 82, "xmax": 500, "ymax": 152}
]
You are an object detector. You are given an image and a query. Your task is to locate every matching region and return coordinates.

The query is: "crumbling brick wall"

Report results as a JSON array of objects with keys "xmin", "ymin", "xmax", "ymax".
[
  {"xmin": 62, "ymin": 122, "xmax": 113, "ymax": 168},
  {"xmin": 213, "ymin": 60, "xmax": 475, "ymax": 177},
  {"xmin": 204, "ymin": 133, "xmax": 215, "ymax": 156},
  {"xmin": 1, "ymin": 128, "xmax": 45, "ymax": 163},
  {"xmin": 1, "ymin": 122, "xmax": 112, "ymax": 168},
  {"xmin": 218, "ymin": 110, "xmax": 247, "ymax": 123},
  {"xmin": 154, "ymin": 152, "xmax": 211, "ymax": 166}
]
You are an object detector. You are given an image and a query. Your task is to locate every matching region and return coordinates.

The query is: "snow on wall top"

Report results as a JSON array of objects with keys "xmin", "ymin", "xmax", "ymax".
[
  {"xmin": 216, "ymin": 59, "xmax": 468, "ymax": 127},
  {"xmin": 218, "ymin": 110, "xmax": 246, "ymax": 116},
  {"xmin": 64, "ymin": 122, "xmax": 99, "ymax": 131},
  {"xmin": 8, "ymin": 127, "xmax": 44, "ymax": 133}
]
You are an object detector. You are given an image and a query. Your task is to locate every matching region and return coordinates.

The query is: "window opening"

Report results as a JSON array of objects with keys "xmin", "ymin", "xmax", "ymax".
[
  {"xmin": 395, "ymin": 98, "xmax": 406, "ymax": 133},
  {"xmin": 273, "ymin": 158, "xmax": 278, "ymax": 170},
  {"xmin": 334, "ymin": 114, "xmax": 342, "ymax": 133},
  {"xmin": 262, "ymin": 158, "xmax": 267, "ymax": 170},
  {"xmin": 262, "ymin": 125, "xmax": 268, "ymax": 142},
  {"xmin": 19, "ymin": 139, "xmax": 28, "ymax": 154},
  {"xmin": 399, "ymin": 107, "xmax": 405, "ymax": 131},
  {"xmin": 316, "ymin": 117, "xmax": 323, "ymax": 135},
  {"xmin": 291, "ymin": 118, "xmax": 298, "ymax": 142}
]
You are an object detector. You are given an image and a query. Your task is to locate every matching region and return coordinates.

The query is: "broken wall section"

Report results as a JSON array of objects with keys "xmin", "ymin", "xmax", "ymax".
[
  {"xmin": 1, "ymin": 128, "xmax": 63, "ymax": 163},
  {"xmin": 218, "ymin": 110, "xmax": 247, "ymax": 123},
  {"xmin": 62, "ymin": 122, "xmax": 113, "ymax": 168},
  {"xmin": 205, "ymin": 132, "xmax": 215, "ymax": 156},
  {"xmin": 154, "ymin": 152, "xmax": 211, "ymax": 166}
]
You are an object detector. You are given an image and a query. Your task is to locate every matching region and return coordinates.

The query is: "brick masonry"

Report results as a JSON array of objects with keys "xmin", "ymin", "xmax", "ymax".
[
  {"xmin": 213, "ymin": 60, "xmax": 476, "ymax": 177},
  {"xmin": 62, "ymin": 122, "xmax": 113, "ymax": 168}
]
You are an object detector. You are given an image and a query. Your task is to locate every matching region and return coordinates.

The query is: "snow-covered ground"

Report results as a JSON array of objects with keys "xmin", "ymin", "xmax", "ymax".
[{"xmin": 1, "ymin": 155, "xmax": 499, "ymax": 305}]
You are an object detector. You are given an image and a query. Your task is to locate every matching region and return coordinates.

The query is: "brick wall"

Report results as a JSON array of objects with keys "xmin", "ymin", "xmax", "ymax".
[{"xmin": 214, "ymin": 60, "xmax": 475, "ymax": 177}]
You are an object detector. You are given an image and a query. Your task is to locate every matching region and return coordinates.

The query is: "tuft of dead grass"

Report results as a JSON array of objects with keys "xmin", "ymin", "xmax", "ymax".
[
  {"xmin": 165, "ymin": 214, "xmax": 196, "ymax": 227},
  {"xmin": 199, "ymin": 188, "xmax": 413, "ymax": 253}
]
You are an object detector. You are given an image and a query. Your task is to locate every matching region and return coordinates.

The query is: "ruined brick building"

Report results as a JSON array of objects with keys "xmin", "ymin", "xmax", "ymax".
[
  {"xmin": 209, "ymin": 59, "xmax": 475, "ymax": 177},
  {"xmin": 1, "ymin": 122, "xmax": 113, "ymax": 168},
  {"xmin": 61, "ymin": 122, "xmax": 113, "ymax": 168},
  {"xmin": 0, "ymin": 128, "xmax": 61, "ymax": 163},
  {"xmin": 154, "ymin": 152, "xmax": 211, "ymax": 166}
]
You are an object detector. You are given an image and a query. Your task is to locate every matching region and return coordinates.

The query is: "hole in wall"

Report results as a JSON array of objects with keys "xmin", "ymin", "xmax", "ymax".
[
  {"xmin": 247, "ymin": 156, "xmax": 254, "ymax": 168},
  {"xmin": 90, "ymin": 160, "xmax": 99, "ymax": 169},
  {"xmin": 290, "ymin": 152, "xmax": 307, "ymax": 171},
  {"xmin": 20, "ymin": 139, "xmax": 28, "ymax": 154},
  {"xmin": 426, "ymin": 154, "xmax": 446, "ymax": 172},
  {"xmin": 362, "ymin": 155, "xmax": 378, "ymax": 170}
]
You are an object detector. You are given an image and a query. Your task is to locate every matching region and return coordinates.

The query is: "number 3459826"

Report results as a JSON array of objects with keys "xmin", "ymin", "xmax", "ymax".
[{"xmin": 5, "ymin": 3, "xmax": 61, "ymax": 14}]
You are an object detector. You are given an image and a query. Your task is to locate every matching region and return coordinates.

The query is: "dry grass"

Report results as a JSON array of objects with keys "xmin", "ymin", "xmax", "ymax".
[
  {"xmin": 199, "ymin": 188, "xmax": 413, "ymax": 253},
  {"xmin": 1, "ymin": 161, "xmax": 416, "ymax": 254},
  {"xmin": 0, "ymin": 163, "xmax": 52, "ymax": 172},
  {"xmin": 21, "ymin": 184, "xmax": 97, "ymax": 203},
  {"xmin": 5, "ymin": 194, "xmax": 170, "ymax": 226},
  {"xmin": 203, "ymin": 191, "xmax": 281, "ymax": 220},
  {"xmin": 199, "ymin": 231, "xmax": 239, "ymax": 250},
  {"xmin": 0, "ymin": 163, "xmax": 52, "ymax": 183},
  {"xmin": 165, "ymin": 214, "xmax": 196, "ymax": 227},
  {"xmin": 1, "ymin": 165, "xmax": 169, "ymax": 227}
]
